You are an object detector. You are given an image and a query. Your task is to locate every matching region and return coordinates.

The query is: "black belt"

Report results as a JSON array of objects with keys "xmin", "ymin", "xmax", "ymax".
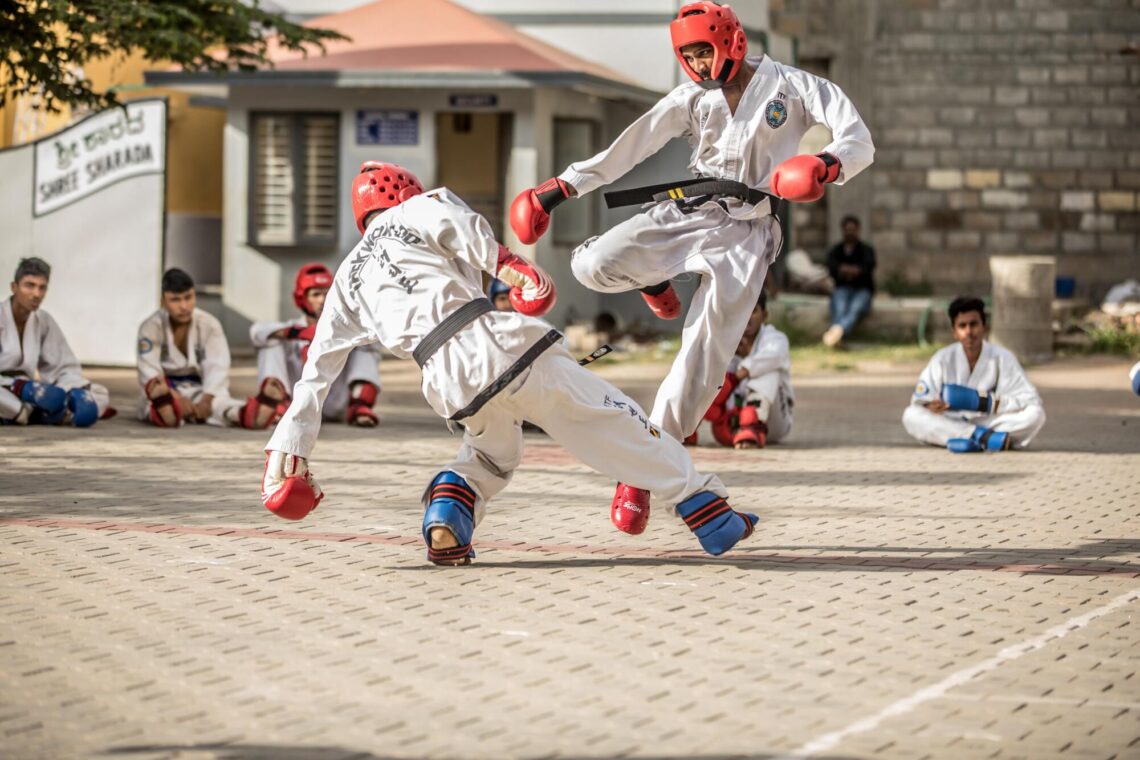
[
  {"xmin": 604, "ymin": 178, "xmax": 774, "ymax": 209},
  {"xmin": 413, "ymin": 298, "xmax": 493, "ymax": 368},
  {"xmin": 450, "ymin": 329, "xmax": 562, "ymax": 422},
  {"xmin": 165, "ymin": 373, "xmax": 202, "ymax": 384}
]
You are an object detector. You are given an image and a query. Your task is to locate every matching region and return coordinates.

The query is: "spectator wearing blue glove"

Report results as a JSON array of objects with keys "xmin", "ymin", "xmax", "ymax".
[
  {"xmin": 0, "ymin": 258, "xmax": 112, "ymax": 426},
  {"xmin": 902, "ymin": 296, "xmax": 1046, "ymax": 452}
]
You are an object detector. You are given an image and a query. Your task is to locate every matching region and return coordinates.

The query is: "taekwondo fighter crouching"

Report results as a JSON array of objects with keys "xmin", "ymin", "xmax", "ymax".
[
  {"xmin": 250, "ymin": 263, "xmax": 381, "ymax": 427},
  {"xmin": 0, "ymin": 257, "xmax": 111, "ymax": 426},
  {"xmin": 137, "ymin": 268, "xmax": 272, "ymax": 428},
  {"xmin": 262, "ymin": 162, "xmax": 757, "ymax": 565},
  {"xmin": 903, "ymin": 296, "xmax": 1046, "ymax": 452},
  {"xmin": 510, "ymin": 1, "xmax": 874, "ymax": 533},
  {"xmin": 695, "ymin": 291, "xmax": 793, "ymax": 448}
]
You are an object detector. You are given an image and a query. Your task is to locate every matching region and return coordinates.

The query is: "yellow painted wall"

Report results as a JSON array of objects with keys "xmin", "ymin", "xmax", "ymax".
[{"xmin": 0, "ymin": 51, "xmax": 222, "ymax": 216}]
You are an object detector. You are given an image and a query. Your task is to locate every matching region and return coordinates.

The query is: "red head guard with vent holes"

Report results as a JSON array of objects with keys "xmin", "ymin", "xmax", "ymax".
[
  {"xmin": 293, "ymin": 263, "xmax": 334, "ymax": 314},
  {"xmin": 670, "ymin": 2, "xmax": 748, "ymax": 90},
  {"xmin": 351, "ymin": 161, "xmax": 425, "ymax": 233}
]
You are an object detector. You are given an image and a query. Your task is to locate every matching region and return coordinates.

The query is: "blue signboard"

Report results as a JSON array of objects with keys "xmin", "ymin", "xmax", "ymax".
[{"xmin": 356, "ymin": 110, "xmax": 419, "ymax": 146}]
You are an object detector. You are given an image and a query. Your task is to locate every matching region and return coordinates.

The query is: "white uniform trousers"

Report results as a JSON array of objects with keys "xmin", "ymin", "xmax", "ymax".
[
  {"xmin": 257, "ymin": 344, "xmax": 379, "ymax": 421},
  {"xmin": 902, "ymin": 404, "xmax": 1047, "ymax": 449},
  {"xmin": 570, "ymin": 200, "xmax": 782, "ymax": 439},
  {"xmin": 738, "ymin": 371, "xmax": 794, "ymax": 444},
  {"xmin": 434, "ymin": 345, "xmax": 727, "ymax": 529},
  {"xmin": 136, "ymin": 379, "xmax": 242, "ymax": 427}
]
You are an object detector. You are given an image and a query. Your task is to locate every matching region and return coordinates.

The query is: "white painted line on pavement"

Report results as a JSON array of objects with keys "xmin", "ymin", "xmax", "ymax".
[{"xmin": 774, "ymin": 587, "xmax": 1140, "ymax": 760}]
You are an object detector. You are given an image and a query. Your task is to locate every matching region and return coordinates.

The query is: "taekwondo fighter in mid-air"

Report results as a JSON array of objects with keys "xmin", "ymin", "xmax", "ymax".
[
  {"xmin": 249, "ymin": 263, "xmax": 382, "ymax": 427},
  {"xmin": 261, "ymin": 162, "xmax": 758, "ymax": 565},
  {"xmin": 694, "ymin": 291, "xmax": 793, "ymax": 449},
  {"xmin": 903, "ymin": 297, "xmax": 1047, "ymax": 452},
  {"xmin": 137, "ymin": 268, "xmax": 276, "ymax": 428},
  {"xmin": 0, "ymin": 257, "xmax": 111, "ymax": 426},
  {"xmin": 510, "ymin": 1, "xmax": 874, "ymax": 533}
]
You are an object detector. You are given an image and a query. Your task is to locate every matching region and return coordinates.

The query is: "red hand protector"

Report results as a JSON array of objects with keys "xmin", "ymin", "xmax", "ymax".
[
  {"xmin": 770, "ymin": 153, "xmax": 841, "ymax": 203},
  {"xmin": 509, "ymin": 178, "xmax": 572, "ymax": 244},
  {"xmin": 496, "ymin": 245, "xmax": 557, "ymax": 317}
]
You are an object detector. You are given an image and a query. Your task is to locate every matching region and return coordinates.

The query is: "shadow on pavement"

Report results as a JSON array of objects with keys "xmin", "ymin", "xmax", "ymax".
[
  {"xmin": 103, "ymin": 745, "xmax": 859, "ymax": 760},
  {"xmin": 444, "ymin": 537, "xmax": 1140, "ymax": 576}
]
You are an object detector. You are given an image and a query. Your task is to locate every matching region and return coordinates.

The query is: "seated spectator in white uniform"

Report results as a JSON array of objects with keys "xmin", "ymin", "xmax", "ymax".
[
  {"xmin": 903, "ymin": 296, "xmax": 1046, "ymax": 453},
  {"xmin": 136, "ymin": 268, "xmax": 275, "ymax": 428},
  {"xmin": 692, "ymin": 291, "xmax": 793, "ymax": 448},
  {"xmin": 0, "ymin": 257, "xmax": 113, "ymax": 426},
  {"xmin": 488, "ymin": 278, "xmax": 513, "ymax": 312},
  {"xmin": 250, "ymin": 263, "xmax": 381, "ymax": 427}
]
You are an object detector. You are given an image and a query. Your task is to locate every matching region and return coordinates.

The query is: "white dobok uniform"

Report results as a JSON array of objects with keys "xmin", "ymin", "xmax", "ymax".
[
  {"xmin": 903, "ymin": 341, "xmax": 1047, "ymax": 448},
  {"xmin": 267, "ymin": 188, "xmax": 726, "ymax": 526},
  {"xmin": 559, "ymin": 54, "xmax": 874, "ymax": 441},
  {"xmin": 0, "ymin": 298, "xmax": 111, "ymax": 420},
  {"xmin": 728, "ymin": 324, "xmax": 794, "ymax": 443},
  {"xmin": 136, "ymin": 307, "xmax": 242, "ymax": 426},
  {"xmin": 250, "ymin": 317, "xmax": 380, "ymax": 420}
]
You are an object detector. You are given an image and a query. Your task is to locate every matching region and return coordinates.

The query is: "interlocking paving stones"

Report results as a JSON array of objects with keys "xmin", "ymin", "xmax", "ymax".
[{"xmin": 1, "ymin": 356, "xmax": 1137, "ymax": 759}]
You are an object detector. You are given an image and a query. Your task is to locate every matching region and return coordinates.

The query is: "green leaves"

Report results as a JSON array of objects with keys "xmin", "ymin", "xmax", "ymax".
[{"xmin": 0, "ymin": 0, "xmax": 348, "ymax": 113}]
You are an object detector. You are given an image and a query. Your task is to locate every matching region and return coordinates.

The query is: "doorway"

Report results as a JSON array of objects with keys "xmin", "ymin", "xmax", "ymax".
[{"xmin": 435, "ymin": 111, "xmax": 513, "ymax": 240}]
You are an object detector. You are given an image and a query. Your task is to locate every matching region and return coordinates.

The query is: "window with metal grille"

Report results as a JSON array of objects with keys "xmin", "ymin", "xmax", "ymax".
[{"xmin": 250, "ymin": 112, "xmax": 339, "ymax": 246}]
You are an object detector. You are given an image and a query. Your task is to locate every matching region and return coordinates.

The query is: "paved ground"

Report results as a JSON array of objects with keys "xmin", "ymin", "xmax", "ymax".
[{"xmin": 1, "ymin": 353, "xmax": 1138, "ymax": 760}]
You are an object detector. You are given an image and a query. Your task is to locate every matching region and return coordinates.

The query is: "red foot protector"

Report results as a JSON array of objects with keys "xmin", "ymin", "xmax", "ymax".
[
  {"xmin": 640, "ymin": 283, "xmax": 681, "ymax": 320},
  {"xmin": 611, "ymin": 482, "xmax": 651, "ymax": 535}
]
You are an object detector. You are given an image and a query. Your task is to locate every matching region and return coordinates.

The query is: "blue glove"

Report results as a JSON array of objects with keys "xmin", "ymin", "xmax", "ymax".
[
  {"xmin": 11, "ymin": 378, "xmax": 67, "ymax": 415},
  {"xmin": 66, "ymin": 388, "xmax": 100, "ymax": 427},
  {"xmin": 941, "ymin": 383, "xmax": 994, "ymax": 413}
]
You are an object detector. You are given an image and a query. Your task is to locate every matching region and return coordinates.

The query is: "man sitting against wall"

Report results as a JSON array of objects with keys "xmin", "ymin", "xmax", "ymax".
[{"xmin": 822, "ymin": 215, "xmax": 875, "ymax": 348}]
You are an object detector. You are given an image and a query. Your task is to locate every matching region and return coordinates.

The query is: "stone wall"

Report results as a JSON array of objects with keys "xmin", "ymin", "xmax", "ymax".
[{"xmin": 770, "ymin": 0, "xmax": 1140, "ymax": 299}]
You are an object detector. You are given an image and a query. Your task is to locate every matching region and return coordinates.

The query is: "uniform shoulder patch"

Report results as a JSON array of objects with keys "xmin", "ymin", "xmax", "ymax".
[
  {"xmin": 914, "ymin": 380, "xmax": 928, "ymax": 396},
  {"xmin": 137, "ymin": 337, "xmax": 154, "ymax": 355},
  {"xmin": 765, "ymin": 100, "xmax": 788, "ymax": 129}
]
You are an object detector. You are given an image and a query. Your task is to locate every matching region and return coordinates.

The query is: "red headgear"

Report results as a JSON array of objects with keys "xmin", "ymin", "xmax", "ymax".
[
  {"xmin": 293, "ymin": 263, "xmax": 334, "ymax": 314},
  {"xmin": 670, "ymin": 2, "xmax": 748, "ymax": 90},
  {"xmin": 351, "ymin": 161, "xmax": 425, "ymax": 233}
]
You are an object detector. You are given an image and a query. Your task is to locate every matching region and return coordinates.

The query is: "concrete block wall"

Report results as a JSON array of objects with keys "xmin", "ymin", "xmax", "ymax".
[{"xmin": 770, "ymin": 0, "xmax": 1140, "ymax": 300}]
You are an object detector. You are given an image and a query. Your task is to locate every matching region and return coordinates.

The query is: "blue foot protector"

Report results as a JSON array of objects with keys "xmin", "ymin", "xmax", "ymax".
[
  {"xmin": 421, "ymin": 471, "xmax": 477, "ymax": 565},
  {"xmin": 948, "ymin": 426, "xmax": 1009, "ymax": 453},
  {"xmin": 675, "ymin": 491, "xmax": 758, "ymax": 557}
]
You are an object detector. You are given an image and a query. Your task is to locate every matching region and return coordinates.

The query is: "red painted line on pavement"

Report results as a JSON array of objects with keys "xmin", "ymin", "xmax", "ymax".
[{"xmin": 1, "ymin": 516, "xmax": 1137, "ymax": 577}]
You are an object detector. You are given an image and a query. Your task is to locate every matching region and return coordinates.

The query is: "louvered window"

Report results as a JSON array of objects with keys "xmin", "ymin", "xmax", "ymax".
[{"xmin": 250, "ymin": 112, "xmax": 339, "ymax": 246}]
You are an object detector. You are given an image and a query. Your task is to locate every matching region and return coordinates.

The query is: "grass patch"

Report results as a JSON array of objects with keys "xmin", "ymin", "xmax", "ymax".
[{"xmin": 1082, "ymin": 325, "xmax": 1140, "ymax": 356}]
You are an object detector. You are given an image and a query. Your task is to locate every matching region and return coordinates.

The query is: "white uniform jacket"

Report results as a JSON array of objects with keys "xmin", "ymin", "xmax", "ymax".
[
  {"xmin": 735, "ymin": 324, "xmax": 792, "ymax": 393},
  {"xmin": 558, "ymin": 55, "xmax": 875, "ymax": 220},
  {"xmin": 0, "ymin": 298, "xmax": 92, "ymax": 391},
  {"xmin": 136, "ymin": 307, "xmax": 232, "ymax": 396},
  {"xmin": 910, "ymin": 341, "xmax": 1043, "ymax": 419},
  {"xmin": 267, "ymin": 188, "xmax": 561, "ymax": 459}
]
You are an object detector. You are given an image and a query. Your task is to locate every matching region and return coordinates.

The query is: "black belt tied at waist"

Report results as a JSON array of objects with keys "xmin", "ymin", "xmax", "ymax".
[
  {"xmin": 604, "ymin": 178, "xmax": 776, "ymax": 211},
  {"xmin": 413, "ymin": 297, "xmax": 494, "ymax": 368}
]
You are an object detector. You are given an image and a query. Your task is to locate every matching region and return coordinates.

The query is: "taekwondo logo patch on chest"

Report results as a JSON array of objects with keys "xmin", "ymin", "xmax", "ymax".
[{"xmin": 765, "ymin": 99, "xmax": 788, "ymax": 128}]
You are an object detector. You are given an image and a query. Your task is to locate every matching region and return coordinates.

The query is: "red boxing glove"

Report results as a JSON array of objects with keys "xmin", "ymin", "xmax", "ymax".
[
  {"xmin": 509, "ymin": 177, "xmax": 572, "ymax": 244},
  {"xmin": 496, "ymin": 245, "xmax": 557, "ymax": 317},
  {"xmin": 770, "ymin": 152, "xmax": 841, "ymax": 203}
]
